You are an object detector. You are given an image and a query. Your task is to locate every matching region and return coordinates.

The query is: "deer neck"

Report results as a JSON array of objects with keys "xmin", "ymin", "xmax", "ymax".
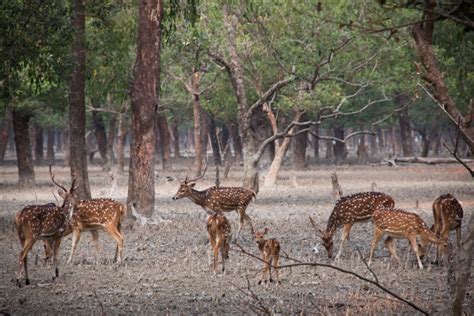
[
  {"xmin": 257, "ymin": 239, "xmax": 267, "ymax": 252},
  {"xmin": 420, "ymin": 228, "xmax": 441, "ymax": 244},
  {"xmin": 325, "ymin": 213, "xmax": 338, "ymax": 237},
  {"xmin": 187, "ymin": 188, "xmax": 210, "ymax": 207}
]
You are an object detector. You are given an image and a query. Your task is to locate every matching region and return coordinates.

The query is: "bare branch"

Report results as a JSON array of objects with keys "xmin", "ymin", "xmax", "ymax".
[{"xmin": 247, "ymin": 77, "xmax": 295, "ymax": 115}]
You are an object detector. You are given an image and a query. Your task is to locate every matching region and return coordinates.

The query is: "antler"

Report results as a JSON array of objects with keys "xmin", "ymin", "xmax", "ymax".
[
  {"xmin": 49, "ymin": 165, "xmax": 68, "ymax": 192},
  {"xmin": 187, "ymin": 159, "xmax": 208, "ymax": 183},
  {"xmin": 309, "ymin": 215, "xmax": 324, "ymax": 237}
]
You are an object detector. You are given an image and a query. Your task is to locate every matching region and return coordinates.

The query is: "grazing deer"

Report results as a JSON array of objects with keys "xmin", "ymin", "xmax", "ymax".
[
  {"xmin": 431, "ymin": 194, "xmax": 463, "ymax": 263},
  {"xmin": 255, "ymin": 228, "xmax": 281, "ymax": 285},
  {"xmin": 368, "ymin": 208, "xmax": 448, "ymax": 269},
  {"xmin": 206, "ymin": 212, "xmax": 231, "ymax": 273},
  {"xmin": 310, "ymin": 192, "xmax": 395, "ymax": 259},
  {"xmin": 14, "ymin": 173, "xmax": 78, "ymax": 287},
  {"xmin": 172, "ymin": 167, "xmax": 256, "ymax": 238},
  {"xmin": 66, "ymin": 198, "xmax": 126, "ymax": 264}
]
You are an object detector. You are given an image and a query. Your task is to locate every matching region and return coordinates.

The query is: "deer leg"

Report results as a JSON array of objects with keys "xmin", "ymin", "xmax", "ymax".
[
  {"xmin": 408, "ymin": 236, "xmax": 423, "ymax": 269},
  {"xmin": 67, "ymin": 230, "xmax": 81, "ymax": 265},
  {"xmin": 17, "ymin": 239, "xmax": 34, "ymax": 287},
  {"xmin": 274, "ymin": 254, "xmax": 281, "ymax": 285},
  {"xmin": 268, "ymin": 257, "xmax": 274, "ymax": 283},
  {"xmin": 455, "ymin": 227, "xmax": 462, "ymax": 248},
  {"xmin": 258, "ymin": 255, "xmax": 268, "ymax": 285},
  {"xmin": 384, "ymin": 237, "xmax": 401, "ymax": 265},
  {"xmin": 90, "ymin": 230, "xmax": 100, "ymax": 264},
  {"xmin": 43, "ymin": 240, "xmax": 53, "ymax": 265},
  {"xmin": 107, "ymin": 226, "xmax": 124, "ymax": 264},
  {"xmin": 221, "ymin": 239, "xmax": 229, "ymax": 272},
  {"xmin": 368, "ymin": 228, "xmax": 384, "ymax": 266},
  {"xmin": 52, "ymin": 238, "xmax": 62, "ymax": 279},
  {"xmin": 335, "ymin": 223, "xmax": 352, "ymax": 260},
  {"xmin": 213, "ymin": 240, "xmax": 222, "ymax": 274}
]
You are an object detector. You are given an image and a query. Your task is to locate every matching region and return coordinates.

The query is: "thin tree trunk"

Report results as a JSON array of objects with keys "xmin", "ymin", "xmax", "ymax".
[
  {"xmin": 369, "ymin": 133, "xmax": 378, "ymax": 158},
  {"xmin": 229, "ymin": 122, "xmax": 243, "ymax": 164},
  {"xmin": 0, "ymin": 108, "xmax": 12, "ymax": 163},
  {"xmin": 170, "ymin": 118, "xmax": 181, "ymax": 158},
  {"xmin": 12, "ymin": 110, "xmax": 35, "ymax": 185},
  {"xmin": 91, "ymin": 107, "xmax": 108, "ymax": 165},
  {"xmin": 69, "ymin": 0, "xmax": 90, "ymax": 199},
  {"xmin": 46, "ymin": 128, "xmax": 55, "ymax": 164},
  {"xmin": 116, "ymin": 112, "xmax": 128, "ymax": 173},
  {"xmin": 157, "ymin": 113, "xmax": 172, "ymax": 170},
  {"xmin": 105, "ymin": 115, "xmax": 117, "ymax": 170},
  {"xmin": 191, "ymin": 71, "xmax": 204, "ymax": 176},
  {"xmin": 293, "ymin": 113, "xmax": 308, "ymax": 169},
  {"xmin": 311, "ymin": 125, "xmax": 320, "ymax": 161},
  {"xmin": 396, "ymin": 93, "xmax": 414, "ymax": 157},
  {"xmin": 127, "ymin": 0, "xmax": 162, "ymax": 217},
  {"xmin": 208, "ymin": 114, "xmax": 222, "ymax": 166},
  {"xmin": 333, "ymin": 125, "xmax": 346, "ymax": 164}
]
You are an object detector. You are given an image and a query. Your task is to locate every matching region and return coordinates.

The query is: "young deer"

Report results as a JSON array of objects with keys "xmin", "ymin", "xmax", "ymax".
[
  {"xmin": 173, "ymin": 170, "xmax": 256, "ymax": 238},
  {"xmin": 432, "ymin": 194, "xmax": 463, "ymax": 263},
  {"xmin": 310, "ymin": 192, "xmax": 395, "ymax": 259},
  {"xmin": 368, "ymin": 208, "xmax": 448, "ymax": 269},
  {"xmin": 14, "ymin": 174, "xmax": 78, "ymax": 287},
  {"xmin": 255, "ymin": 228, "xmax": 281, "ymax": 285},
  {"xmin": 66, "ymin": 198, "xmax": 126, "ymax": 264},
  {"xmin": 206, "ymin": 212, "xmax": 231, "ymax": 273}
]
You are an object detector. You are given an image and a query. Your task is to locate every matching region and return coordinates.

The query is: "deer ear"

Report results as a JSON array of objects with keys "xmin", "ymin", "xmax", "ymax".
[
  {"xmin": 189, "ymin": 183, "xmax": 196, "ymax": 188},
  {"xmin": 264, "ymin": 227, "xmax": 270, "ymax": 234}
]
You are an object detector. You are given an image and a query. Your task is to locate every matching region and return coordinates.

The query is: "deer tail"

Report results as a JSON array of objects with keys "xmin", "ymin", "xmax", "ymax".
[{"xmin": 14, "ymin": 213, "xmax": 24, "ymax": 241}]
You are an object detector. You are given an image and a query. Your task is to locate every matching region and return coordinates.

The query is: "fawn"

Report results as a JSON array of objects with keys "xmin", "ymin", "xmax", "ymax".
[
  {"xmin": 206, "ymin": 212, "xmax": 232, "ymax": 273},
  {"xmin": 173, "ymin": 167, "xmax": 256, "ymax": 238},
  {"xmin": 368, "ymin": 207, "xmax": 448, "ymax": 269},
  {"xmin": 14, "ymin": 173, "xmax": 78, "ymax": 287},
  {"xmin": 311, "ymin": 191, "xmax": 395, "ymax": 259},
  {"xmin": 431, "ymin": 194, "xmax": 463, "ymax": 263},
  {"xmin": 255, "ymin": 228, "xmax": 281, "ymax": 285}
]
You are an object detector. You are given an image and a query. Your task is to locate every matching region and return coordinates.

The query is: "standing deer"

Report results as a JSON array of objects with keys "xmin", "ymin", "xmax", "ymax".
[
  {"xmin": 14, "ymin": 173, "xmax": 78, "ymax": 287},
  {"xmin": 310, "ymin": 191, "xmax": 395, "ymax": 259},
  {"xmin": 207, "ymin": 212, "xmax": 231, "ymax": 273},
  {"xmin": 255, "ymin": 228, "xmax": 281, "ymax": 285},
  {"xmin": 66, "ymin": 198, "xmax": 126, "ymax": 264},
  {"xmin": 172, "ymin": 169, "xmax": 256, "ymax": 238},
  {"xmin": 368, "ymin": 208, "xmax": 448, "ymax": 269},
  {"xmin": 431, "ymin": 193, "xmax": 463, "ymax": 263}
]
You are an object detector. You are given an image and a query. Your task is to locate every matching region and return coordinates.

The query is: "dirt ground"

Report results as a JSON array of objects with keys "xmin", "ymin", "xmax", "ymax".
[{"xmin": 0, "ymin": 161, "xmax": 473, "ymax": 315}]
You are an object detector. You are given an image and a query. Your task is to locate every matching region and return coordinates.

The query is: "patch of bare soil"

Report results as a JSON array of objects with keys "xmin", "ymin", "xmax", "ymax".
[{"xmin": 0, "ymin": 163, "xmax": 472, "ymax": 315}]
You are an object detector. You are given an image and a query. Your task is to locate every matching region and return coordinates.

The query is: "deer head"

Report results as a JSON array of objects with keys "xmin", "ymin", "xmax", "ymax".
[
  {"xmin": 254, "ymin": 227, "xmax": 269, "ymax": 243},
  {"xmin": 309, "ymin": 215, "xmax": 334, "ymax": 258},
  {"xmin": 49, "ymin": 165, "xmax": 79, "ymax": 218},
  {"xmin": 172, "ymin": 162, "xmax": 208, "ymax": 200}
]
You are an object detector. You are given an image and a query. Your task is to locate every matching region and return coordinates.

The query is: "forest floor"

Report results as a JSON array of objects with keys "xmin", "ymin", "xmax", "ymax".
[{"xmin": 0, "ymin": 160, "xmax": 473, "ymax": 315}]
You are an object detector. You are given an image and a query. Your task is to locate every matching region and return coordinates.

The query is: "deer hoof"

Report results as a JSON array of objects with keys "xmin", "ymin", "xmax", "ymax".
[
  {"xmin": 258, "ymin": 280, "xmax": 262, "ymax": 285},
  {"xmin": 16, "ymin": 279, "xmax": 22, "ymax": 288},
  {"xmin": 278, "ymin": 280, "xmax": 282, "ymax": 285},
  {"xmin": 25, "ymin": 278, "xmax": 30, "ymax": 286},
  {"xmin": 269, "ymin": 278, "xmax": 273, "ymax": 283}
]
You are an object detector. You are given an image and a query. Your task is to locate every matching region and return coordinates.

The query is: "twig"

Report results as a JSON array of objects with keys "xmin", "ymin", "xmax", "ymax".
[
  {"xmin": 231, "ymin": 276, "xmax": 271, "ymax": 315},
  {"xmin": 355, "ymin": 245, "xmax": 379, "ymax": 284},
  {"xmin": 231, "ymin": 243, "xmax": 429, "ymax": 315}
]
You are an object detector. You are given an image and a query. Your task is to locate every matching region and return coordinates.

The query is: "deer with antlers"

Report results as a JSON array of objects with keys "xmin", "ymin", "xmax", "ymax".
[
  {"xmin": 255, "ymin": 228, "xmax": 281, "ymax": 285},
  {"xmin": 431, "ymin": 193, "xmax": 463, "ymax": 263},
  {"xmin": 173, "ymin": 164, "xmax": 256, "ymax": 238},
  {"xmin": 207, "ymin": 212, "xmax": 231, "ymax": 274},
  {"xmin": 310, "ymin": 191, "xmax": 395, "ymax": 260},
  {"xmin": 368, "ymin": 208, "xmax": 448, "ymax": 269},
  {"xmin": 66, "ymin": 197, "xmax": 126, "ymax": 264},
  {"xmin": 14, "ymin": 170, "xmax": 78, "ymax": 287}
]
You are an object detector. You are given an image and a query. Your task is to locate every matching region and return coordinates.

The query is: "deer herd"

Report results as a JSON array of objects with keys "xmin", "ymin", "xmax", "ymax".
[{"xmin": 13, "ymin": 166, "xmax": 464, "ymax": 288}]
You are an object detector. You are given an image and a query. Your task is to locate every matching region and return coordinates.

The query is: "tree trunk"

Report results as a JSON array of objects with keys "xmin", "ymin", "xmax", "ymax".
[
  {"xmin": 292, "ymin": 113, "xmax": 308, "ymax": 169},
  {"xmin": 116, "ymin": 112, "xmax": 128, "ymax": 173},
  {"xmin": 412, "ymin": 1, "xmax": 474, "ymax": 154},
  {"xmin": 191, "ymin": 71, "xmax": 204, "ymax": 176},
  {"xmin": 311, "ymin": 125, "xmax": 320, "ymax": 161},
  {"xmin": 69, "ymin": 0, "xmax": 90, "ymax": 199},
  {"xmin": 333, "ymin": 125, "xmax": 346, "ymax": 164},
  {"xmin": 91, "ymin": 107, "xmax": 108, "ymax": 166},
  {"xmin": 229, "ymin": 122, "xmax": 243, "ymax": 164},
  {"xmin": 127, "ymin": 0, "xmax": 162, "ymax": 217},
  {"xmin": 170, "ymin": 118, "xmax": 181, "ymax": 158},
  {"xmin": 46, "ymin": 128, "xmax": 55, "ymax": 164},
  {"xmin": 34, "ymin": 124, "xmax": 44, "ymax": 166},
  {"xmin": 105, "ymin": 115, "xmax": 117, "ymax": 170},
  {"xmin": 157, "ymin": 113, "xmax": 172, "ymax": 170},
  {"xmin": 369, "ymin": 132, "xmax": 378, "ymax": 158},
  {"xmin": 0, "ymin": 108, "xmax": 12, "ymax": 163},
  {"xmin": 357, "ymin": 134, "xmax": 369, "ymax": 164},
  {"xmin": 12, "ymin": 110, "xmax": 35, "ymax": 185},
  {"xmin": 63, "ymin": 129, "xmax": 70, "ymax": 166},
  {"xmin": 396, "ymin": 93, "xmax": 414, "ymax": 157},
  {"xmin": 208, "ymin": 114, "xmax": 222, "ymax": 166}
]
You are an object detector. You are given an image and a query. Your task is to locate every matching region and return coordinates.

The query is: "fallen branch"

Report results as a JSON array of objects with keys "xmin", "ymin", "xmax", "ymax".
[{"xmin": 393, "ymin": 156, "xmax": 474, "ymax": 165}]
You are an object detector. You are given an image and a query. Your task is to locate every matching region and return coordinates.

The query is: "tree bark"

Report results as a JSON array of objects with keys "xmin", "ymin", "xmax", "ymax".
[
  {"xmin": 412, "ymin": 0, "xmax": 474, "ymax": 154},
  {"xmin": 333, "ymin": 125, "xmax": 346, "ymax": 164},
  {"xmin": 12, "ymin": 110, "xmax": 35, "ymax": 185},
  {"xmin": 311, "ymin": 125, "xmax": 320, "ymax": 161},
  {"xmin": 292, "ymin": 113, "xmax": 308, "ymax": 169},
  {"xmin": 91, "ymin": 107, "xmax": 108, "ymax": 165},
  {"xmin": 0, "ymin": 108, "xmax": 12, "ymax": 163},
  {"xmin": 69, "ymin": 0, "xmax": 90, "ymax": 199},
  {"xmin": 116, "ymin": 112, "xmax": 128, "ymax": 173},
  {"xmin": 35, "ymin": 124, "xmax": 44, "ymax": 166},
  {"xmin": 156, "ymin": 113, "xmax": 172, "ymax": 170},
  {"xmin": 229, "ymin": 122, "xmax": 243, "ymax": 164},
  {"xmin": 127, "ymin": 0, "xmax": 162, "ymax": 217},
  {"xmin": 208, "ymin": 114, "xmax": 222, "ymax": 166},
  {"xmin": 105, "ymin": 115, "xmax": 117, "ymax": 170},
  {"xmin": 191, "ymin": 71, "xmax": 204, "ymax": 176},
  {"xmin": 396, "ymin": 93, "xmax": 414, "ymax": 157},
  {"xmin": 46, "ymin": 128, "xmax": 55, "ymax": 164}
]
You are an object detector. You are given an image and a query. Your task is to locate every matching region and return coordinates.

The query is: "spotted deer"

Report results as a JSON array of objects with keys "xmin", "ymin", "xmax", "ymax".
[
  {"xmin": 66, "ymin": 198, "xmax": 126, "ymax": 264},
  {"xmin": 431, "ymin": 194, "xmax": 463, "ymax": 263},
  {"xmin": 207, "ymin": 212, "xmax": 231, "ymax": 273},
  {"xmin": 255, "ymin": 228, "xmax": 281, "ymax": 285},
  {"xmin": 172, "ymin": 169, "xmax": 256, "ymax": 238},
  {"xmin": 14, "ymin": 172, "xmax": 78, "ymax": 287},
  {"xmin": 310, "ymin": 192, "xmax": 395, "ymax": 259},
  {"xmin": 368, "ymin": 208, "xmax": 448, "ymax": 269}
]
